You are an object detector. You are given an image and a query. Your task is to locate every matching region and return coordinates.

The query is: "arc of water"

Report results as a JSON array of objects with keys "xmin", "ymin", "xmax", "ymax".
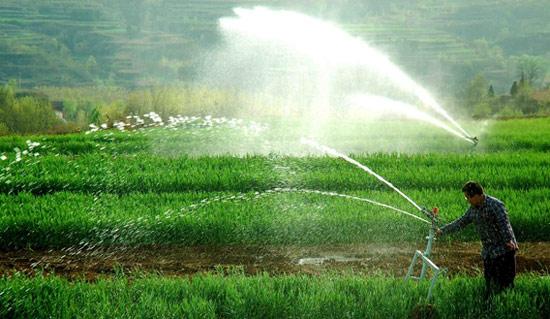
[
  {"xmin": 348, "ymin": 94, "xmax": 473, "ymax": 144},
  {"xmin": 172, "ymin": 187, "xmax": 429, "ymax": 224},
  {"xmin": 301, "ymin": 138, "xmax": 424, "ymax": 213},
  {"xmin": 221, "ymin": 7, "xmax": 475, "ymax": 141},
  {"xmin": 280, "ymin": 188, "xmax": 430, "ymax": 224}
]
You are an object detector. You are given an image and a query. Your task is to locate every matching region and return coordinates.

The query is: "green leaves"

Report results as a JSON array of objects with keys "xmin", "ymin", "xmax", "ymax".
[
  {"xmin": 0, "ymin": 118, "xmax": 549, "ymax": 248},
  {"xmin": 1, "ymin": 274, "xmax": 548, "ymax": 318},
  {"xmin": 0, "ymin": 188, "xmax": 548, "ymax": 249}
]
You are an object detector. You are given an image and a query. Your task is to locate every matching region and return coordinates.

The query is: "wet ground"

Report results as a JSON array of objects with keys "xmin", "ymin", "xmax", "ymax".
[{"xmin": 1, "ymin": 242, "xmax": 548, "ymax": 280}]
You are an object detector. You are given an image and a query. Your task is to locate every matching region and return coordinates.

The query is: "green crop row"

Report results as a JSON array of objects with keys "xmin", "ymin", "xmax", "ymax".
[
  {"xmin": 1, "ymin": 273, "xmax": 548, "ymax": 318},
  {"xmin": 1, "ymin": 118, "xmax": 550, "ymax": 155},
  {"xmin": 1, "ymin": 118, "xmax": 548, "ymax": 249},
  {"xmin": 1, "ymin": 189, "xmax": 548, "ymax": 249},
  {"xmin": 1, "ymin": 151, "xmax": 549, "ymax": 195}
]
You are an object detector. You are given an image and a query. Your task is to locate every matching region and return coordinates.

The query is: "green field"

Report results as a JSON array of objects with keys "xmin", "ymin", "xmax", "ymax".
[
  {"xmin": 1, "ymin": 116, "xmax": 549, "ymax": 317},
  {"xmin": 1, "ymin": 273, "xmax": 549, "ymax": 318},
  {"xmin": 2, "ymin": 1, "xmax": 549, "ymax": 316}
]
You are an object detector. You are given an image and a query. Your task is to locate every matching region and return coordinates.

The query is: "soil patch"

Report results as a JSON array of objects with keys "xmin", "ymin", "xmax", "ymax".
[{"xmin": 1, "ymin": 242, "xmax": 548, "ymax": 280}]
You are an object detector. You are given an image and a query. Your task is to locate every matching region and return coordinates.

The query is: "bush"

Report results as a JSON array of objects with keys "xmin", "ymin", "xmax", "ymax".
[
  {"xmin": 0, "ymin": 83, "xmax": 61, "ymax": 134},
  {"xmin": 0, "ymin": 122, "xmax": 9, "ymax": 136}
]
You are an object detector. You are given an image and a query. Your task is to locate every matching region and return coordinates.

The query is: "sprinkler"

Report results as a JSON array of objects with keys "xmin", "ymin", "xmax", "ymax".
[
  {"xmin": 421, "ymin": 206, "xmax": 439, "ymax": 221},
  {"xmin": 405, "ymin": 207, "xmax": 445, "ymax": 300},
  {"xmin": 468, "ymin": 136, "xmax": 479, "ymax": 146},
  {"xmin": 301, "ymin": 140, "xmax": 446, "ymax": 298}
]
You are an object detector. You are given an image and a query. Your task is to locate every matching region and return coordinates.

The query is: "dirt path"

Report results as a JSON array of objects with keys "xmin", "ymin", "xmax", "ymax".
[{"xmin": 1, "ymin": 242, "xmax": 548, "ymax": 280}]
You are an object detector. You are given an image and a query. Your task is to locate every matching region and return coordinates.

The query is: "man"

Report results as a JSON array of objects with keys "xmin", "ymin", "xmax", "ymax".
[{"xmin": 436, "ymin": 181, "xmax": 518, "ymax": 297}]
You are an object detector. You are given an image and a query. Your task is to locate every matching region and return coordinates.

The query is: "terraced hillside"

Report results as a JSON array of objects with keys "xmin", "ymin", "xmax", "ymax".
[{"xmin": 0, "ymin": 0, "xmax": 549, "ymax": 91}]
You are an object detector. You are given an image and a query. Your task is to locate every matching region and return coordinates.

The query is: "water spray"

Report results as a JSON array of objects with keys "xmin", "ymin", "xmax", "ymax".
[
  {"xmin": 220, "ymin": 7, "xmax": 477, "ymax": 146},
  {"xmin": 172, "ymin": 187, "xmax": 430, "ymax": 225},
  {"xmin": 280, "ymin": 188, "xmax": 430, "ymax": 225},
  {"xmin": 301, "ymin": 138, "xmax": 425, "ymax": 212},
  {"xmin": 302, "ymin": 138, "xmax": 443, "ymax": 298},
  {"xmin": 348, "ymin": 94, "xmax": 477, "ymax": 145}
]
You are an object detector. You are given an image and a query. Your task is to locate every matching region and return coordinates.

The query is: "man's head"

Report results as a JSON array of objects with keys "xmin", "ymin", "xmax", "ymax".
[{"xmin": 462, "ymin": 181, "xmax": 485, "ymax": 207}]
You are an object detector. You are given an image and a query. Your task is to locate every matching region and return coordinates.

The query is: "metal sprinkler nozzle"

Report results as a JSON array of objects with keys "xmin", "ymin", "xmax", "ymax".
[
  {"xmin": 421, "ymin": 206, "xmax": 439, "ymax": 221},
  {"xmin": 469, "ymin": 136, "xmax": 479, "ymax": 146}
]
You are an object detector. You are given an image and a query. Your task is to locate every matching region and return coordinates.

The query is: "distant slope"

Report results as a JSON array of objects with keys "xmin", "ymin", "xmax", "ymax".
[{"xmin": 0, "ymin": 0, "xmax": 548, "ymax": 93}]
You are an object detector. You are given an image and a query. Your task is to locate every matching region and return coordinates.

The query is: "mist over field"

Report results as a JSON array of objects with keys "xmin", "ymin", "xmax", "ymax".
[{"xmin": 1, "ymin": 2, "xmax": 549, "ymax": 318}]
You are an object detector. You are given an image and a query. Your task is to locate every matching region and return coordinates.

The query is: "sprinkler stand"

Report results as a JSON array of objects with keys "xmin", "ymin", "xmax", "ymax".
[{"xmin": 405, "ymin": 207, "xmax": 444, "ymax": 300}]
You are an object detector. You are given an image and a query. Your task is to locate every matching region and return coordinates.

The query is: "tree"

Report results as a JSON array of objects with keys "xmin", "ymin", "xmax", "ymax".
[
  {"xmin": 12, "ymin": 97, "xmax": 60, "ymax": 133},
  {"xmin": 519, "ymin": 72, "xmax": 526, "ymax": 89},
  {"xmin": 0, "ymin": 81, "xmax": 16, "ymax": 109},
  {"xmin": 0, "ymin": 82, "xmax": 17, "ymax": 132},
  {"xmin": 488, "ymin": 85, "xmax": 495, "ymax": 97},
  {"xmin": 0, "ymin": 85, "xmax": 61, "ymax": 134},
  {"xmin": 515, "ymin": 77, "xmax": 538, "ymax": 115},
  {"xmin": 514, "ymin": 55, "xmax": 547, "ymax": 87},
  {"xmin": 462, "ymin": 74, "xmax": 492, "ymax": 117},
  {"xmin": 456, "ymin": 74, "xmax": 499, "ymax": 118},
  {"xmin": 508, "ymin": 74, "xmax": 539, "ymax": 115},
  {"xmin": 0, "ymin": 122, "xmax": 9, "ymax": 136},
  {"xmin": 510, "ymin": 81, "xmax": 518, "ymax": 96}
]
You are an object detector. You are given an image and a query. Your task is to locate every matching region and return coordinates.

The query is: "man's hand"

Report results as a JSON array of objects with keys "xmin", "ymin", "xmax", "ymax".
[{"xmin": 505, "ymin": 240, "xmax": 518, "ymax": 251}]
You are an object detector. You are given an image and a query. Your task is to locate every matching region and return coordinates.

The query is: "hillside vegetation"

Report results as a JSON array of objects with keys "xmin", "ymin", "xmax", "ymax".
[{"xmin": 0, "ymin": 0, "xmax": 549, "ymax": 92}]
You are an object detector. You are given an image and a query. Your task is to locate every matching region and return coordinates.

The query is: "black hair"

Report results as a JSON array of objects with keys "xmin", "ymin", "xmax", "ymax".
[{"xmin": 462, "ymin": 181, "xmax": 484, "ymax": 197}]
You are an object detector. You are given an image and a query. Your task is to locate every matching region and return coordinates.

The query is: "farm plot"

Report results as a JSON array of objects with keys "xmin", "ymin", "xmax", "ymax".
[{"xmin": 1, "ymin": 117, "xmax": 549, "ymax": 317}]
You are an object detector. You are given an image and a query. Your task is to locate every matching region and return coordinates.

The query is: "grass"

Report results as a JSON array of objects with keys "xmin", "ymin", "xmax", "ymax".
[
  {"xmin": 0, "ymin": 118, "xmax": 549, "ymax": 248},
  {"xmin": 0, "ymin": 187, "xmax": 548, "ymax": 249},
  {"xmin": 1, "ymin": 151, "xmax": 549, "ymax": 194},
  {"xmin": 2, "ymin": 117, "xmax": 550, "ymax": 154},
  {"xmin": 0, "ymin": 272, "xmax": 548, "ymax": 318},
  {"xmin": 0, "ymin": 117, "xmax": 548, "ymax": 317}
]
